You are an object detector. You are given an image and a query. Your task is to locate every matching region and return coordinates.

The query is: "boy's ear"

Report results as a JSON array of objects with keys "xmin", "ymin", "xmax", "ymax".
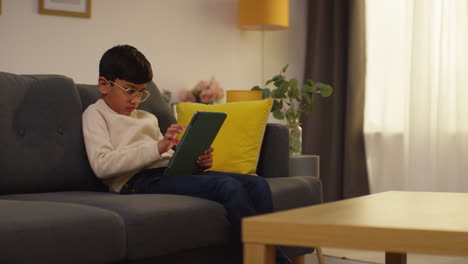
[{"xmin": 98, "ymin": 77, "xmax": 110, "ymax": 95}]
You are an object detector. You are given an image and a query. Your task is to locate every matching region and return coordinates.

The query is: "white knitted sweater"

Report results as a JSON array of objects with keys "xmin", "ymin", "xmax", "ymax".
[{"xmin": 82, "ymin": 99, "xmax": 173, "ymax": 192}]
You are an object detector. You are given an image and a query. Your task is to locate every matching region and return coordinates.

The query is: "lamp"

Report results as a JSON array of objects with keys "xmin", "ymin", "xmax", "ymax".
[
  {"xmin": 226, "ymin": 90, "xmax": 263, "ymax": 103},
  {"xmin": 238, "ymin": 0, "xmax": 289, "ymax": 30},
  {"xmin": 237, "ymin": 0, "xmax": 289, "ymax": 84}
]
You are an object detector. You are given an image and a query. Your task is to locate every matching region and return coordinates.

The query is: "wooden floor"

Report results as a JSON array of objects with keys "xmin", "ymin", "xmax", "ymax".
[{"xmin": 306, "ymin": 248, "xmax": 468, "ymax": 264}]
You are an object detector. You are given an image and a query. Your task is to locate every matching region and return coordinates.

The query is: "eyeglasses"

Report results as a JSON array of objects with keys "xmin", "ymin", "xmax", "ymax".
[{"xmin": 109, "ymin": 80, "xmax": 151, "ymax": 102}]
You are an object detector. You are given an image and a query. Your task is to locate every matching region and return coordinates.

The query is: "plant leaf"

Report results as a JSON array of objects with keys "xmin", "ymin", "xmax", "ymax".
[
  {"xmin": 281, "ymin": 64, "xmax": 289, "ymax": 73},
  {"xmin": 305, "ymin": 103, "xmax": 314, "ymax": 115},
  {"xmin": 317, "ymin": 82, "xmax": 333, "ymax": 97},
  {"xmin": 303, "ymin": 92, "xmax": 313, "ymax": 104},
  {"xmin": 288, "ymin": 78, "xmax": 299, "ymax": 99},
  {"xmin": 273, "ymin": 109, "xmax": 285, "ymax": 120},
  {"xmin": 251, "ymin": 85, "xmax": 262, "ymax": 91},
  {"xmin": 279, "ymin": 80, "xmax": 289, "ymax": 94},
  {"xmin": 262, "ymin": 88, "xmax": 271, "ymax": 98},
  {"xmin": 272, "ymin": 99, "xmax": 283, "ymax": 111},
  {"xmin": 271, "ymin": 74, "xmax": 283, "ymax": 82},
  {"xmin": 290, "ymin": 78, "xmax": 298, "ymax": 90},
  {"xmin": 272, "ymin": 86, "xmax": 287, "ymax": 98},
  {"xmin": 274, "ymin": 79, "xmax": 282, "ymax": 88},
  {"xmin": 287, "ymin": 86, "xmax": 294, "ymax": 98},
  {"xmin": 302, "ymin": 83, "xmax": 314, "ymax": 93},
  {"xmin": 306, "ymin": 80, "xmax": 316, "ymax": 87}
]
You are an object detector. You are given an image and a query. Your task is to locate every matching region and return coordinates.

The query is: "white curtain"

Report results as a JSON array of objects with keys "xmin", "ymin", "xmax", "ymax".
[{"xmin": 365, "ymin": 0, "xmax": 468, "ymax": 193}]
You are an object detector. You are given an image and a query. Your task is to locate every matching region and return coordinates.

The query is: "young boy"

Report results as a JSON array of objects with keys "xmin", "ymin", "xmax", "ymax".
[{"xmin": 82, "ymin": 45, "xmax": 291, "ymax": 264}]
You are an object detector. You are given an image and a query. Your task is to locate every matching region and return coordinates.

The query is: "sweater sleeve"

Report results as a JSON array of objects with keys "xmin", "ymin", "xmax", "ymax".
[{"xmin": 82, "ymin": 107, "xmax": 161, "ymax": 180}]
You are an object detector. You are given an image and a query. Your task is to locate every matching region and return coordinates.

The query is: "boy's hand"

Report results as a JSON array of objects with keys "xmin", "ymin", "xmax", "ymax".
[
  {"xmin": 158, "ymin": 124, "xmax": 185, "ymax": 154},
  {"xmin": 197, "ymin": 147, "xmax": 214, "ymax": 171}
]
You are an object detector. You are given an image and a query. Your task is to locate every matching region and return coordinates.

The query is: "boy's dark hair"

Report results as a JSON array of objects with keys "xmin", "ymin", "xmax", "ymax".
[{"xmin": 99, "ymin": 45, "xmax": 153, "ymax": 84}]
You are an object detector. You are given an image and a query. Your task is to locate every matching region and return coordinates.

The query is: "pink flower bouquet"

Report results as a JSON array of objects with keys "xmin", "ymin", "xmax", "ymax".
[{"xmin": 178, "ymin": 78, "xmax": 224, "ymax": 104}]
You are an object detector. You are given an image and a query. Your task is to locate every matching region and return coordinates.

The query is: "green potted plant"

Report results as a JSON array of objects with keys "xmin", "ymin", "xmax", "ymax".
[{"xmin": 251, "ymin": 65, "xmax": 333, "ymax": 155}]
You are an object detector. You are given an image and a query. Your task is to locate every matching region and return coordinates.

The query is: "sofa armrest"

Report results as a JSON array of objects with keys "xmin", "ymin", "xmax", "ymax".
[{"xmin": 257, "ymin": 123, "xmax": 289, "ymax": 178}]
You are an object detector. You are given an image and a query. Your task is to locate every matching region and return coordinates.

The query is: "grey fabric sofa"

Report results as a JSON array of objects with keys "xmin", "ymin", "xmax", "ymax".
[{"xmin": 0, "ymin": 72, "xmax": 323, "ymax": 264}]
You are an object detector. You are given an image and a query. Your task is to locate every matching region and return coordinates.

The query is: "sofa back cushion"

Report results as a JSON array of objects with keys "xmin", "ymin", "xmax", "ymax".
[
  {"xmin": 0, "ymin": 72, "xmax": 98, "ymax": 194},
  {"xmin": 76, "ymin": 81, "xmax": 176, "ymax": 134}
]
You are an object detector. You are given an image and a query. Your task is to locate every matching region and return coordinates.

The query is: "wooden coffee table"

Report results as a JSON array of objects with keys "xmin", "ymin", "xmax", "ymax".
[{"xmin": 242, "ymin": 191, "xmax": 468, "ymax": 264}]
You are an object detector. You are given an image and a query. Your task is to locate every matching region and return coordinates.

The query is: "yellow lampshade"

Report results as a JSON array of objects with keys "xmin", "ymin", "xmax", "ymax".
[
  {"xmin": 238, "ymin": 0, "xmax": 289, "ymax": 31},
  {"xmin": 226, "ymin": 90, "xmax": 263, "ymax": 102}
]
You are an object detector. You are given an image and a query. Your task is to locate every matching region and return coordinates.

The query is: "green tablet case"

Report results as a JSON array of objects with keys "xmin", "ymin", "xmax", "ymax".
[{"xmin": 163, "ymin": 111, "xmax": 227, "ymax": 176}]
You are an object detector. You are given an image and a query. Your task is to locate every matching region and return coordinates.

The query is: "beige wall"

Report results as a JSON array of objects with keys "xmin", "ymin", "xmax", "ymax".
[{"xmin": 0, "ymin": 0, "xmax": 307, "ymax": 106}]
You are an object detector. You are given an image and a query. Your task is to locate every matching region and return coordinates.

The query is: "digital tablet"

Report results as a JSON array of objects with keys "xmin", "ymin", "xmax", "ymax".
[{"xmin": 163, "ymin": 111, "xmax": 227, "ymax": 176}]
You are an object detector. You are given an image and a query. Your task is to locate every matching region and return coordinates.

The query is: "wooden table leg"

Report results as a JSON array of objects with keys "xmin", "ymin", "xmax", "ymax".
[
  {"xmin": 386, "ymin": 252, "xmax": 407, "ymax": 264},
  {"xmin": 244, "ymin": 243, "xmax": 275, "ymax": 264},
  {"xmin": 315, "ymin": 247, "xmax": 325, "ymax": 264}
]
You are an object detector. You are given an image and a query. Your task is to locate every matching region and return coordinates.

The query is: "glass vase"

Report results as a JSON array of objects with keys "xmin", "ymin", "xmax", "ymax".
[{"xmin": 287, "ymin": 120, "xmax": 302, "ymax": 156}]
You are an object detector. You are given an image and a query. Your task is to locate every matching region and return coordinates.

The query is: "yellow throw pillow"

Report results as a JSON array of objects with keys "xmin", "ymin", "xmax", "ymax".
[{"xmin": 176, "ymin": 99, "xmax": 273, "ymax": 175}]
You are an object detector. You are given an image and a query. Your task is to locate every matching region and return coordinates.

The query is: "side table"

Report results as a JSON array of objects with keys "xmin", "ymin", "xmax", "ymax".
[
  {"xmin": 288, "ymin": 154, "xmax": 323, "ymax": 264},
  {"xmin": 289, "ymin": 154, "xmax": 320, "ymax": 178}
]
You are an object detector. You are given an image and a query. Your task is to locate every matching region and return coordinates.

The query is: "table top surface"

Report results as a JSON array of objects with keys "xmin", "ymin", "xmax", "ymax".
[{"xmin": 243, "ymin": 191, "xmax": 468, "ymax": 256}]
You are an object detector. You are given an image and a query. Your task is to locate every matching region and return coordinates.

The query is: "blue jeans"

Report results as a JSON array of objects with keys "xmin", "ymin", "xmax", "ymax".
[
  {"xmin": 121, "ymin": 168, "xmax": 291, "ymax": 264},
  {"xmin": 121, "ymin": 168, "xmax": 273, "ymax": 240}
]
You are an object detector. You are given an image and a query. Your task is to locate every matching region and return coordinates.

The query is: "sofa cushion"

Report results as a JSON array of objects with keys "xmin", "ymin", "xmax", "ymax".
[
  {"xmin": 0, "ymin": 199, "xmax": 125, "ymax": 264},
  {"xmin": 176, "ymin": 99, "xmax": 273, "ymax": 175},
  {"xmin": 0, "ymin": 72, "xmax": 96, "ymax": 194},
  {"xmin": 1, "ymin": 191, "xmax": 231, "ymax": 260},
  {"xmin": 76, "ymin": 81, "xmax": 176, "ymax": 134}
]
